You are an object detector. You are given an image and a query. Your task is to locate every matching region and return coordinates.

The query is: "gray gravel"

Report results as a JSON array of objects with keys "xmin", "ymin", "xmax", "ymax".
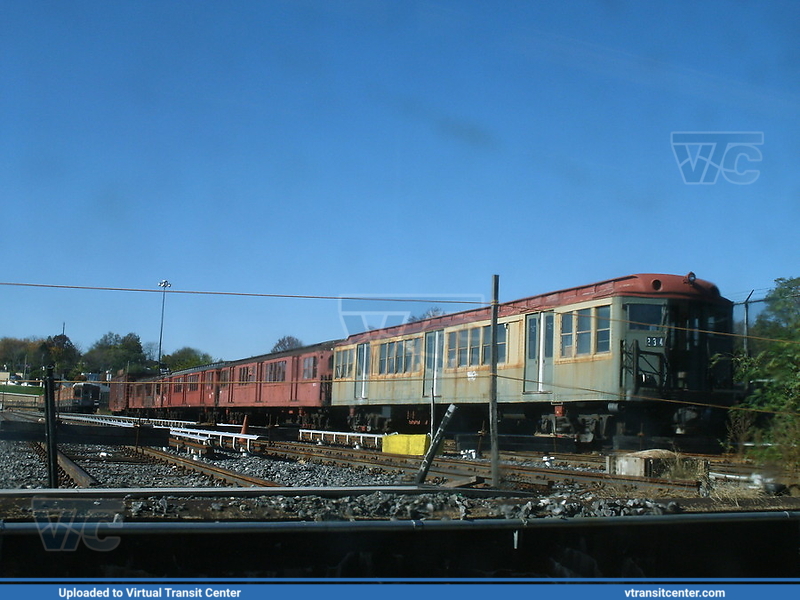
[
  {"xmin": 62, "ymin": 444, "xmax": 226, "ymax": 488},
  {"xmin": 0, "ymin": 441, "xmax": 681, "ymax": 521},
  {"xmin": 0, "ymin": 441, "xmax": 48, "ymax": 488},
  {"xmin": 193, "ymin": 448, "xmax": 405, "ymax": 487},
  {"xmin": 0, "ymin": 441, "xmax": 405, "ymax": 489}
]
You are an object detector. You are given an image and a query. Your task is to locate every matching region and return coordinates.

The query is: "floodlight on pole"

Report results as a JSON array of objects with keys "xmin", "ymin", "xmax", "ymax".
[{"xmin": 157, "ymin": 279, "xmax": 171, "ymax": 372}]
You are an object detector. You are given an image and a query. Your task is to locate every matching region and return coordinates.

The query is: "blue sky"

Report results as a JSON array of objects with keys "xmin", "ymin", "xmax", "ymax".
[{"xmin": 1, "ymin": 1, "xmax": 798, "ymax": 362}]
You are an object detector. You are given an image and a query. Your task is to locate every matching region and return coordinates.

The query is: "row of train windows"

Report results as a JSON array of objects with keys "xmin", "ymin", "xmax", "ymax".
[
  {"xmin": 447, "ymin": 325, "xmax": 507, "ymax": 368},
  {"xmin": 333, "ymin": 325, "xmax": 509, "ymax": 379},
  {"xmin": 169, "ymin": 357, "xmax": 320, "ymax": 391},
  {"xmin": 334, "ymin": 306, "xmax": 613, "ymax": 378},
  {"xmin": 378, "ymin": 338, "xmax": 421, "ymax": 375},
  {"xmin": 559, "ymin": 306, "xmax": 611, "ymax": 357}
]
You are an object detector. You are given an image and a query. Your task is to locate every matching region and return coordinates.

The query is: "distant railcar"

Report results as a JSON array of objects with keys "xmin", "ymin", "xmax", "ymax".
[
  {"xmin": 56, "ymin": 382, "xmax": 101, "ymax": 413},
  {"xmin": 3, "ymin": 381, "xmax": 101, "ymax": 413}
]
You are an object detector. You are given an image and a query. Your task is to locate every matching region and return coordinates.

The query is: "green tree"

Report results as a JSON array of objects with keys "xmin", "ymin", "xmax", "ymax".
[
  {"xmin": 0, "ymin": 337, "xmax": 42, "ymax": 377},
  {"xmin": 162, "ymin": 347, "xmax": 215, "ymax": 371},
  {"xmin": 750, "ymin": 277, "xmax": 800, "ymax": 354},
  {"xmin": 408, "ymin": 307, "xmax": 446, "ymax": 323},
  {"xmin": 83, "ymin": 332, "xmax": 150, "ymax": 374},
  {"xmin": 272, "ymin": 336, "xmax": 303, "ymax": 353},
  {"xmin": 735, "ymin": 277, "xmax": 800, "ymax": 469},
  {"xmin": 38, "ymin": 334, "xmax": 81, "ymax": 380}
]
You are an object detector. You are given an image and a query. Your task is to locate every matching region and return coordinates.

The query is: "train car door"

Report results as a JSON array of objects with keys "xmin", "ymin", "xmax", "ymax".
[
  {"xmin": 423, "ymin": 330, "xmax": 444, "ymax": 398},
  {"xmin": 290, "ymin": 356, "xmax": 300, "ymax": 402},
  {"xmin": 524, "ymin": 313, "xmax": 554, "ymax": 393},
  {"xmin": 354, "ymin": 343, "xmax": 370, "ymax": 400}
]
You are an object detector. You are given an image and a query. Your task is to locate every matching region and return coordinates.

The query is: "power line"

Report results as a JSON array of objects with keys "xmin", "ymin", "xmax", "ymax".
[
  {"xmin": 0, "ymin": 281, "xmax": 488, "ymax": 306},
  {"xmin": 2, "ymin": 280, "xmax": 797, "ymax": 346}
]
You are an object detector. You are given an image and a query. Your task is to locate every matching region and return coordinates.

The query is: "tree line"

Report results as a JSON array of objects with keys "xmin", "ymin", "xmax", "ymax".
[{"xmin": 0, "ymin": 332, "xmax": 214, "ymax": 382}]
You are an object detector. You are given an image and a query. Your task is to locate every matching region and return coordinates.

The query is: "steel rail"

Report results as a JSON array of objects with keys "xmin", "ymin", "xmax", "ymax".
[
  {"xmin": 2, "ymin": 510, "xmax": 799, "ymax": 536},
  {"xmin": 127, "ymin": 446, "xmax": 282, "ymax": 488},
  {"xmin": 30, "ymin": 442, "xmax": 101, "ymax": 488},
  {"xmin": 0, "ymin": 484, "xmax": 528, "ymax": 500}
]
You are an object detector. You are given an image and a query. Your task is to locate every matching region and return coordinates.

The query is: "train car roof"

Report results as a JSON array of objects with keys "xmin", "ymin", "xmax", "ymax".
[
  {"xmin": 339, "ymin": 272, "xmax": 730, "ymax": 344},
  {"xmin": 167, "ymin": 340, "xmax": 342, "ymax": 376}
]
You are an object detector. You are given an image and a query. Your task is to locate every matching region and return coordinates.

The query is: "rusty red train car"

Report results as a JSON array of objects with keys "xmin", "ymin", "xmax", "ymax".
[{"xmin": 110, "ymin": 342, "xmax": 335, "ymax": 428}]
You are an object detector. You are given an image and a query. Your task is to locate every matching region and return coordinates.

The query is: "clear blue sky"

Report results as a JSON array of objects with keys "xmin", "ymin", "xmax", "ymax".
[{"xmin": 1, "ymin": 1, "xmax": 798, "ymax": 362}]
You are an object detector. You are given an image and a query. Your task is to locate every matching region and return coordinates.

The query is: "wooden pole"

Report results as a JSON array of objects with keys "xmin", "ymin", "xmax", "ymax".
[
  {"xmin": 489, "ymin": 274, "xmax": 500, "ymax": 488},
  {"xmin": 43, "ymin": 365, "xmax": 59, "ymax": 488}
]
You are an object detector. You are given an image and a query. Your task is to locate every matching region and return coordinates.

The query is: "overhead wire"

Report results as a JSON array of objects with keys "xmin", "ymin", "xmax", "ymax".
[
  {"xmin": 0, "ymin": 281, "xmax": 488, "ymax": 306},
  {"xmin": 1, "ymin": 280, "xmax": 797, "ymax": 347}
]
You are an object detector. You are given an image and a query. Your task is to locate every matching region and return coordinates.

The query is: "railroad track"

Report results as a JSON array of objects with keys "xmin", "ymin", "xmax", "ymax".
[
  {"xmin": 28, "ymin": 442, "xmax": 100, "ymax": 488},
  {"xmin": 252, "ymin": 440, "xmax": 701, "ymax": 495},
  {"xmin": 22, "ymin": 412, "xmax": 717, "ymax": 495},
  {"xmin": 127, "ymin": 446, "xmax": 282, "ymax": 488},
  {"xmin": 29, "ymin": 441, "xmax": 282, "ymax": 489}
]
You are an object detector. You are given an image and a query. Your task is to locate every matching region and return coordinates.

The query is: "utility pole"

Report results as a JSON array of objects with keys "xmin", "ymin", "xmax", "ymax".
[
  {"xmin": 489, "ymin": 274, "xmax": 500, "ymax": 488},
  {"xmin": 743, "ymin": 290, "xmax": 754, "ymax": 357},
  {"xmin": 43, "ymin": 366, "xmax": 59, "ymax": 488}
]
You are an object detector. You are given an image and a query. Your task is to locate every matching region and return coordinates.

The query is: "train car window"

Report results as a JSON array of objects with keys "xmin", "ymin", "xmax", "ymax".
[
  {"xmin": 334, "ymin": 350, "xmax": 353, "ymax": 379},
  {"xmin": 447, "ymin": 331, "xmax": 456, "ymax": 369},
  {"xmin": 627, "ymin": 304, "xmax": 664, "ymax": 330},
  {"xmin": 481, "ymin": 324, "xmax": 507, "ymax": 364},
  {"xmin": 544, "ymin": 315, "xmax": 554, "ymax": 358},
  {"xmin": 267, "ymin": 360, "xmax": 287, "ymax": 382},
  {"xmin": 405, "ymin": 338, "xmax": 421, "ymax": 373},
  {"xmin": 457, "ymin": 330, "xmax": 468, "ymax": 366},
  {"xmin": 399, "ymin": 342, "xmax": 408, "ymax": 373},
  {"xmin": 560, "ymin": 313, "xmax": 574, "ymax": 357},
  {"xmin": 425, "ymin": 331, "xmax": 444, "ymax": 392},
  {"xmin": 303, "ymin": 357, "xmax": 317, "ymax": 379},
  {"xmin": 469, "ymin": 328, "xmax": 481, "ymax": 366},
  {"xmin": 527, "ymin": 316, "xmax": 538, "ymax": 361},
  {"xmin": 389, "ymin": 342, "xmax": 398, "ymax": 373},
  {"xmin": 596, "ymin": 305, "xmax": 611, "ymax": 353},
  {"xmin": 355, "ymin": 343, "xmax": 370, "ymax": 399},
  {"xmin": 576, "ymin": 309, "xmax": 592, "ymax": 355},
  {"xmin": 378, "ymin": 343, "xmax": 388, "ymax": 374}
]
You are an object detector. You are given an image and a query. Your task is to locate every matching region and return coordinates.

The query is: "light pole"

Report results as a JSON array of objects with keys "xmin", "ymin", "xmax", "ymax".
[{"xmin": 157, "ymin": 279, "xmax": 171, "ymax": 373}]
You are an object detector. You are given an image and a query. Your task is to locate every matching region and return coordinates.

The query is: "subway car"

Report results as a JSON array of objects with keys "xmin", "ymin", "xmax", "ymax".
[
  {"xmin": 330, "ymin": 273, "xmax": 734, "ymax": 449},
  {"xmin": 111, "ymin": 342, "xmax": 336, "ymax": 429}
]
